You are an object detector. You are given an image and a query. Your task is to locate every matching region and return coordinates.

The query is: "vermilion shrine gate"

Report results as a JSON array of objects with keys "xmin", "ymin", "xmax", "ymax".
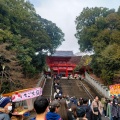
[{"xmin": 46, "ymin": 51, "xmax": 82, "ymax": 77}]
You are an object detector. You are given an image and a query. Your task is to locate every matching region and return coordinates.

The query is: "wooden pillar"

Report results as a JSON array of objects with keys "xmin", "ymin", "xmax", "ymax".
[
  {"xmin": 66, "ymin": 67, "xmax": 68, "ymax": 77},
  {"xmin": 58, "ymin": 67, "xmax": 59, "ymax": 74},
  {"xmin": 72, "ymin": 67, "xmax": 74, "ymax": 77}
]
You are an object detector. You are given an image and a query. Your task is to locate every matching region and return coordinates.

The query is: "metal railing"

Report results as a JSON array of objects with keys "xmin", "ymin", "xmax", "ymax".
[{"xmin": 79, "ymin": 80, "xmax": 94, "ymax": 100}]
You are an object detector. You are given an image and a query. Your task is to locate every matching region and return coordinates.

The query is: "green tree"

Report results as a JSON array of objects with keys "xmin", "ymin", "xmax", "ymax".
[
  {"xmin": 75, "ymin": 7, "xmax": 120, "ymax": 84},
  {"xmin": 0, "ymin": 0, "xmax": 65, "ymax": 92},
  {"xmin": 40, "ymin": 17, "xmax": 65, "ymax": 53},
  {"xmin": 75, "ymin": 7, "xmax": 115, "ymax": 51}
]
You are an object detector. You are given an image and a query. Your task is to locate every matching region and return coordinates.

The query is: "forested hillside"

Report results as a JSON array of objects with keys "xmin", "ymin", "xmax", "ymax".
[
  {"xmin": 75, "ymin": 7, "xmax": 120, "ymax": 84},
  {"xmin": 0, "ymin": 0, "xmax": 64, "ymax": 93}
]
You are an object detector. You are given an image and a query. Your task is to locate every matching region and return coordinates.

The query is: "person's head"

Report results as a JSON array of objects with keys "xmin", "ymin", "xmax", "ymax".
[
  {"xmin": 58, "ymin": 99, "xmax": 68, "ymax": 120},
  {"xmin": 82, "ymin": 98, "xmax": 88, "ymax": 105},
  {"xmin": 55, "ymin": 95, "xmax": 59, "ymax": 100},
  {"xmin": 95, "ymin": 96, "xmax": 99, "ymax": 102},
  {"xmin": 0, "ymin": 97, "xmax": 12, "ymax": 111},
  {"xmin": 108, "ymin": 98, "xmax": 113, "ymax": 103},
  {"xmin": 49, "ymin": 100, "xmax": 60, "ymax": 113},
  {"xmin": 34, "ymin": 96, "xmax": 49, "ymax": 114},
  {"xmin": 76, "ymin": 107, "xmax": 86, "ymax": 118}
]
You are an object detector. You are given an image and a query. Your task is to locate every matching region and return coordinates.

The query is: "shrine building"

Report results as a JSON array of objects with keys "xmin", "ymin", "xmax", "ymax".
[{"xmin": 46, "ymin": 51, "xmax": 82, "ymax": 77}]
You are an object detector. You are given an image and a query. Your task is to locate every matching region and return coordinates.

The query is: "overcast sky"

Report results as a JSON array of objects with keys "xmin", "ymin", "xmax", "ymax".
[{"xmin": 29, "ymin": 0, "xmax": 120, "ymax": 54}]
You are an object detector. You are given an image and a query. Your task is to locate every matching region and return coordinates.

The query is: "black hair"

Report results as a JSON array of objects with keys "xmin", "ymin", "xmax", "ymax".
[
  {"xmin": 34, "ymin": 96, "xmax": 49, "ymax": 114},
  {"xmin": 82, "ymin": 98, "xmax": 88, "ymax": 104},
  {"xmin": 49, "ymin": 107, "xmax": 56, "ymax": 112},
  {"xmin": 76, "ymin": 107, "xmax": 86, "ymax": 118},
  {"xmin": 49, "ymin": 106, "xmax": 59, "ymax": 112}
]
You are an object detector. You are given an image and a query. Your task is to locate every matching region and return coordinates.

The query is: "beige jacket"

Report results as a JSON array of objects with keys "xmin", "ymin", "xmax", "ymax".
[{"xmin": 91, "ymin": 99, "xmax": 103, "ymax": 115}]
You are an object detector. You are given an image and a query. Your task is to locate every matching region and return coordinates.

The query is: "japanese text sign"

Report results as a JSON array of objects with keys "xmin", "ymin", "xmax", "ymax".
[{"xmin": 12, "ymin": 87, "xmax": 42, "ymax": 102}]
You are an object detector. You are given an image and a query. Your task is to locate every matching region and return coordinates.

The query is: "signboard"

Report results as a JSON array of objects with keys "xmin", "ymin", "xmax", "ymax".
[
  {"xmin": 109, "ymin": 84, "xmax": 120, "ymax": 96},
  {"xmin": 12, "ymin": 87, "xmax": 42, "ymax": 102}
]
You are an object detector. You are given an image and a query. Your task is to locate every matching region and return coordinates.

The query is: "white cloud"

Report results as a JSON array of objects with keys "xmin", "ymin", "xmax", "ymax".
[{"xmin": 29, "ymin": 0, "xmax": 120, "ymax": 53}]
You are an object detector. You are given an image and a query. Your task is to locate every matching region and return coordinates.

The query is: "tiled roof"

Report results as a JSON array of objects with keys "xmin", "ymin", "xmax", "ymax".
[{"xmin": 52, "ymin": 51, "xmax": 74, "ymax": 57}]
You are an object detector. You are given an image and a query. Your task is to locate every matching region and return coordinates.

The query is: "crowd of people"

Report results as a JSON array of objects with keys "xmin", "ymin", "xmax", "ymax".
[
  {"xmin": 33, "ymin": 78, "xmax": 120, "ymax": 120},
  {"xmin": 34, "ymin": 95, "xmax": 120, "ymax": 120},
  {"xmin": 0, "ymin": 95, "xmax": 120, "ymax": 120},
  {"xmin": 0, "ymin": 77, "xmax": 120, "ymax": 120},
  {"xmin": 53, "ymin": 78, "xmax": 62, "ymax": 99}
]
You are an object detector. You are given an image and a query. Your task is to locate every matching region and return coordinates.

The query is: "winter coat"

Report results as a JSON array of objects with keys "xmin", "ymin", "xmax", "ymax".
[
  {"xmin": 111, "ymin": 104, "xmax": 118, "ymax": 117},
  {"xmin": 118, "ymin": 105, "xmax": 120, "ymax": 117},
  {"xmin": 81, "ymin": 105, "xmax": 91, "ymax": 120},
  {"xmin": 46, "ymin": 112, "xmax": 62, "ymax": 120},
  {"xmin": 91, "ymin": 99, "xmax": 103, "ymax": 115},
  {"xmin": 107, "ymin": 103, "xmax": 112, "ymax": 118}
]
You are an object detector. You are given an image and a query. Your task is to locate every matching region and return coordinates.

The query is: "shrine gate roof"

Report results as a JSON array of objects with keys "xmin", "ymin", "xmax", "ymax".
[
  {"xmin": 46, "ymin": 56, "xmax": 81, "ymax": 64},
  {"xmin": 46, "ymin": 51, "xmax": 82, "ymax": 66},
  {"xmin": 52, "ymin": 51, "xmax": 74, "ymax": 57}
]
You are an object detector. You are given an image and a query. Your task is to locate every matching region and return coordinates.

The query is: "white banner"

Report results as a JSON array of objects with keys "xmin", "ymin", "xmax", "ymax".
[{"xmin": 12, "ymin": 87, "xmax": 42, "ymax": 102}]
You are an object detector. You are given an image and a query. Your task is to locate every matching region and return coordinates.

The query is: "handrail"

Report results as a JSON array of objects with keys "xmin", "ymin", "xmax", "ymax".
[
  {"xmin": 79, "ymin": 80, "xmax": 94, "ymax": 100},
  {"xmin": 50, "ymin": 78, "xmax": 53, "ymax": 100},
  {"xmin": 42, "ymin": 78, "xmax": 46, "ymax": 90},
  {"xmin": 38, "ymin": 76, "xmax": 53, "ymax": 100},
  {"xmin": 36, "ymin": 74, "xmax": 45, "ymax": 87}
]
